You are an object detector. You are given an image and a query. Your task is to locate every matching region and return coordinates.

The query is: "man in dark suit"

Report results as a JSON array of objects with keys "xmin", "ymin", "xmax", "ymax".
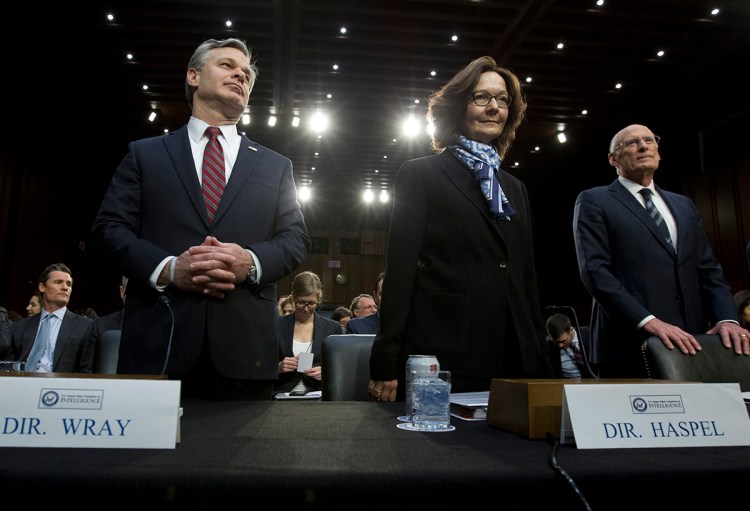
[
  {"xmin": 8, "ymin": 263, "xmax": 93, "ymax": 373},
  {"xmin": 91, "ymin": 38, "xmax": 310, "ymax": 399},
  {"xmin": 573, "ymin": 123, "xmax": 750, "ymax": 377},
  {"xmin": 346, "ymin": 271, "xmax": 383, "ymax": 335}
]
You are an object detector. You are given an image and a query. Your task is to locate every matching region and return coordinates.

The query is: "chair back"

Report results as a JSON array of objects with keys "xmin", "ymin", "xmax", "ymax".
[
  {"xmin": 94, "ymin": 329, "xmax": 121, "ymax": 374},
  {"xmin": 321, "ymin": 334, "xmax": 375, "ymax": 401},
  {"xmin": 641, "ymin": 334, "xmax": 750, "ymax": 392}
]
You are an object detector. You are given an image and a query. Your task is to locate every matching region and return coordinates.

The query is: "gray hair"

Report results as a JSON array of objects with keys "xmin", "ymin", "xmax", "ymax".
[{"xmin": 184, "ymin": 38, "xmax": 258, "ymax": 107}]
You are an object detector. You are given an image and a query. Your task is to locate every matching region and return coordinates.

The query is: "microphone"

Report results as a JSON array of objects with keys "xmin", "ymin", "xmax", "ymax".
[{"xmin": 158, "ymin": 295, "xmax": 175, "ymax": 376}]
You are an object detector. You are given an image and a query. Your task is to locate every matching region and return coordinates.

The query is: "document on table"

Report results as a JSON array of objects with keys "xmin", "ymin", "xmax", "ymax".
[
  {"xmin": 743, "ymin": 391, "xmax": 750, "ymax": 402},
  {"xmin": 450, "ymin": 391, "xmax": 489, "ymax": 421}
]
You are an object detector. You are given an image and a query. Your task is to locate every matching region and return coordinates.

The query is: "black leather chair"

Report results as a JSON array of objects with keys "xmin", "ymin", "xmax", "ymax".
[
  {"xmin": 94, "ymin": 329, "xmax": 121, "ymax": 374},
  {"xmin": 641, "ymin": 334, "xmax": 750, "ymax": 391},
  {"xmin": 321, "ymin": 334, "xmax": 375, "ymax": 401}
]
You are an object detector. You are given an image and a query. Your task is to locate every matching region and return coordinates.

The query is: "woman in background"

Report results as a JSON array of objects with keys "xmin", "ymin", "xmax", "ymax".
[{"xmin": 276, "ymin": 271, "xmax": 341, "ymax": 394}]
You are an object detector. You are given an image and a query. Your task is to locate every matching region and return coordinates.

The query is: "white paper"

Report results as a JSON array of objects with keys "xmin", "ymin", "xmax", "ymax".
[{"xmin": 297, "ymin": 352, "xmax": 314, "ymax": 373}]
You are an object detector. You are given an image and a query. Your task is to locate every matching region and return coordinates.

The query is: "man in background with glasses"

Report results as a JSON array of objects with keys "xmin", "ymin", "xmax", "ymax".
[{"xmin": 573, "ymin": 124, "xmax": 749, "ymax": 378}]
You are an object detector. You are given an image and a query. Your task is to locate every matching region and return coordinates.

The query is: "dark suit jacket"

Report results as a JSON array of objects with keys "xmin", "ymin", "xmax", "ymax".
[
  {"xmin": 573, "ymin": 179, "xmax": 737, "ymax": 374},
  {"xmin": 345, "ymin": 311, "xmax": 380, "ymax": 334},
  {"xmin": 8, "ymin": 310, "xmax": 93, "ymax": 373},
  {"xmin": 91, "ymin": 124, "xmax": 310, "ymax": 379},
  {"xmin": 276, "ymin": 312, "xmax": 341, "ymax": 391},
  {"xmin": 370, "ymin": 152, "xmax": 553, "ymax": 389}
]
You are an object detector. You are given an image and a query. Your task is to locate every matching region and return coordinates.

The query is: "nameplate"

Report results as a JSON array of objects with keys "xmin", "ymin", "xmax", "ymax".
[
  {"xmin": 561, "ymin": 383, "xmax": 750, "ymax": 449},
  {"xmin": 0, "ymin": 377, "xmax": 180, "ymax": 449}
]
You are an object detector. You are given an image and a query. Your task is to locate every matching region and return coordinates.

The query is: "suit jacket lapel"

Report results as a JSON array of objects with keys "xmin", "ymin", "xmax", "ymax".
[
  {"xmin": 163, "ymin": 126, "xmax": 209, "ymax": 225},
  {"xmin": 438, "ymin": 152, "xmax": 511, "ymax": 243},
  {"xmin": 212, "ymin": 135, "xmax": 264, "ymax": 224},
  {"xmin": 610, "ymin": 180, "xmax": 675, "ymax": 257}
]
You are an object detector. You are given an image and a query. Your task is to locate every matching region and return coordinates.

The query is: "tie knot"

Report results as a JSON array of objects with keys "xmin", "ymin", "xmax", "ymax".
[
  {"xmin": 205, "ymin": 127, "xmax": 221, "ymax": 138},
  {"xmin": 639, "ymin": 188, "xmax": 653, "ymax": 199}
]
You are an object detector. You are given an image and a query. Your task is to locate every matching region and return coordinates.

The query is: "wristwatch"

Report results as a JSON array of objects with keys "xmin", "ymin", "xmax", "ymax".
[{"xmin": 246, "ymin": 263, "xmax": 257, "ymax": 284}]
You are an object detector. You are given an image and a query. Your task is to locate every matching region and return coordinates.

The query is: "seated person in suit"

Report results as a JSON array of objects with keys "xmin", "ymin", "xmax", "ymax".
[
  {"xmin": 346, "ymin": 272, "xmax": 384, "ymax": 334},
  {"xmin": 8, "ymin": 263, "xmax": 93, "ymax": 373},
  {"xmin": 330, "ymin": 306, "xmax": 352, "ymax": 333},
  {"xmin": 25, "ymin": 291, "xmax": 43, "ymax": 317},
  {"xmin": 546, "ymin": 313, "xmax": 587, "ymax": 378},
  {"xmin": 276, "ymin": 271, "xmax": 341, "ymax": 394}
]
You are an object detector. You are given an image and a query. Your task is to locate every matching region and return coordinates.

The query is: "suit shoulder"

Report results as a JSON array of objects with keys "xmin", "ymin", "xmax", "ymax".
[{"xmin": 239, "ymin": 134, "xmax": 292, "ymax": 164}]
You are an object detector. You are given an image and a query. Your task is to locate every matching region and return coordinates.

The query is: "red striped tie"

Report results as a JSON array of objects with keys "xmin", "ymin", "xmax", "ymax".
[{"xmin": 202, "ymin": 127, "xmax": 225, "ymax": 223}]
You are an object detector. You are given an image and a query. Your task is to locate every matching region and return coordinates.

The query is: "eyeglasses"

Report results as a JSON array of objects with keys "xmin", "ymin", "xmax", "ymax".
[
  {"xmin": 470, "ymin": 90, "xmax": 512, "ymax": 108},
  {"xmin": 357, "ymin": 304, "xmax": 378, "ymax": 311},
  {"xmin": 613, "ymin": 135, "xmax": 661, "ymax": 152},
  {"xmin": 294, "ymin": 300, "xmax": 318, "ymax": 309}
]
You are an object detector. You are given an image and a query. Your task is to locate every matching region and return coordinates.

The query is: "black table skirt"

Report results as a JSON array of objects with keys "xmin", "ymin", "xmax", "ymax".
[{"xmin": 2, "ymin": 399, "xmax": 750, "ymax": 508}]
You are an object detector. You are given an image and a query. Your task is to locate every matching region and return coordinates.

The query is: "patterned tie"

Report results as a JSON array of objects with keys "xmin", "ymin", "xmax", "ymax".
[
  {"xmin": 639, "ymin": 188, "xmax": 674, "ymax": 251},
  {"xmin": 26, "ymin": 313, "xmax": 53, "ymax": 372},
  {"xmin": 570, "ymin": 343, "xmax": 584, "ymax": 368},
  {"xmin": 202, "ymin": 127, "xmax": 225, "ymax": 223}
]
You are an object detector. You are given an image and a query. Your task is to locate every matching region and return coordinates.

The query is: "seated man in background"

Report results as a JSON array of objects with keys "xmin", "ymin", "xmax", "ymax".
[
  {"xmin": 346, "ymin": 272, "xmax": 384, "ymax": 334},
  {"xmin": 8, "ymin": 263, "xmax": 93, "ymax": 373},
  {"xmin": 546, "ymin": 313, "xmax": 589, "ymax": 378}
]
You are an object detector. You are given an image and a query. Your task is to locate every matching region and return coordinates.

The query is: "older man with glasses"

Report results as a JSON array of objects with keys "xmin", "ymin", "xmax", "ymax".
[{"xmin": 573, "ymin": 123, "xmax": 750, "ymax": 378}]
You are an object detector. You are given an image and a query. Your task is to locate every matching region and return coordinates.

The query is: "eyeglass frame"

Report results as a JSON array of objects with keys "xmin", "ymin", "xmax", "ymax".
[
  {"xmin": 470, "ymin": 90, "xmax": 513, "ymax": 108},
  {"xmin": 293, "ymin": 300, "xmax": 319, "ymax": 309},
  {"xmin": 613, "ymin": 135, "xmax": 661, "ymax": 152}
]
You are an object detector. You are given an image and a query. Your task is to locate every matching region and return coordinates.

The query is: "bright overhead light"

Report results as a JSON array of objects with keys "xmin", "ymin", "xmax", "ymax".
[
  {"xmin": 379, "ymin": 190, "xmax": 389, "ymax": 203},
  {"xmin": 291, "ymin": 116, "xmax": 300, "ymax": 127},
  {"xmin": 268, "ymin": 115, "xmax": 277, "ymax": 127},
  {"xmin": 242, "ymin": 113, "xmax": 251, "ymax": 125},
  {"xmin": 148, "ymin": 111, "xmax": 156, "ymax": 122},
  {"xmin": 298, "ymin": 185, "xmax": 311, "ymax": 202},
  {"xmin": 402, "ymin": 115, "xmax": 422, "ymax": 137},
  {"xmin": 363, "ymin": 189, "xmax": 375, "ymax": 203},
  {"xmin": 309, "ymin": 111, "xmax": 329, "ymax": 133},
  {"xmin": 557, "ymin": 132, "xmax": 567, "ymax": 144}
]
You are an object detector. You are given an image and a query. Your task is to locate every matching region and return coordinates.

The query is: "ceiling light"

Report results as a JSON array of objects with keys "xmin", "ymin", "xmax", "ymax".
[
  {"xmin": 556, "ymin": 42, "xmax": 564, "ymax": 50},
  {"xmin": 615, "ymin": 83, "xmax": 623, "ymax": 89},
  {"xmin": 402, "ymin": 115, "xmax": 422, "ymax": 138},
  {"xmin": 379, "ymin": 190, "xmax": 389, "ymax": 203},
  {"xmin": 268, "ymin": 115, "xmax": 277, "ymax": 127},
  {"xmin": 451, "ymin": 35, "xmax": 458, "ymax": 42},
  {"xmin": 340, "ymin": 27, "xmax": 347, "ymax": 34},
  {"xmin": 332, "ymin": 64, "xmax": 339, "ymax": 71},
  {"xmin": 148, "ymin": 111, "xmax": 157, "ymax": 122},
  {"xmin": 656, "ymin": 50, "xmax": 665, "ymax": 57},
  {"xmin": 363, "ymin": 190, "xmax": 374, "ymax": 203},
  {"xmin": 298, "ymin": 186, "xmax": 311, "ymax": 202},
  {"xmin": 309, "ymin": 111, "xmax": 329, "ymax": 133},
  {"xmin": 242, "ymin": 113, "xmax": 251, "ymax": 125},
  {"xmin": 525, "ymin": 77, "xmax": 533, "ymax": 83},
  {"xmin": 557, "ymin": 132, "xmax": 567, "ymax": 144},
  {"xmin": 225, "ymin": 20, "xmax": 232, "ymax": 28},
  {"xmin": 106, "ymin": 13, "xmax": 114, "ymax": 22},
  {"xmin": 292, "ymin": 116, "xmax": 300, "ymax": 127}
]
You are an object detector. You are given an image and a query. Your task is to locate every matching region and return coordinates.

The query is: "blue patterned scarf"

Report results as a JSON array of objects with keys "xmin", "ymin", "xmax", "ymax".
[{"xmin": 450, "ymin": 136, "xmax": 516, "ymax": 220}]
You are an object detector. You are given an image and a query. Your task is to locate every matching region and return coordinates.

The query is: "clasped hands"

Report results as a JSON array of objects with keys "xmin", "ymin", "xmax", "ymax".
[{"xmin": 170, "ymin": 236, "xmax": 253, "ymax": 298}]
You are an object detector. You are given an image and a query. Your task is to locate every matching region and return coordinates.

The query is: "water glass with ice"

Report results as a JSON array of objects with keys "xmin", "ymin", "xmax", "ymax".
[{"xmin": 411, "ymin": 370, "xmax": 451, "ymax": 430}]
